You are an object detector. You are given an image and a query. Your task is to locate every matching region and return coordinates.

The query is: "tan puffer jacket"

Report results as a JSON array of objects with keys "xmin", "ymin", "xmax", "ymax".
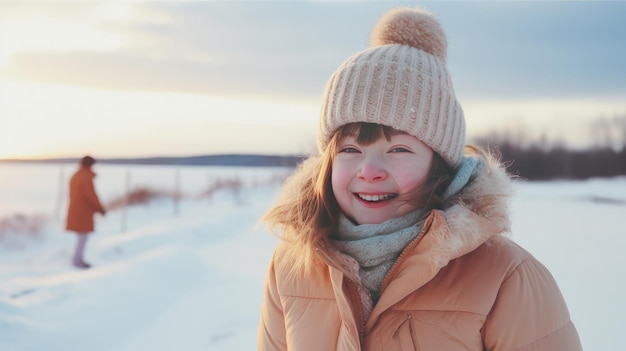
[{"xmin": 257, "ymin": 154, "xmax": 582, "ymax": 351}]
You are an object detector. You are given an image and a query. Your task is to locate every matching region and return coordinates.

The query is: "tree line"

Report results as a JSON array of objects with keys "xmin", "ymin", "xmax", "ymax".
[{"xmin": 473, "ymin": 115, "xmax": 626, "ymax": 180}]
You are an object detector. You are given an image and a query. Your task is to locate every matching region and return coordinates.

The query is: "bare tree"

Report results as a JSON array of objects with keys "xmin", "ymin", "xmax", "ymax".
[
  {"xmin": 591, "ymin": 117, "xmax": 614, "ymax": 150},
  {"xmin": 613, "ymin": 114, "xmax": 626, "ymax": 151}
]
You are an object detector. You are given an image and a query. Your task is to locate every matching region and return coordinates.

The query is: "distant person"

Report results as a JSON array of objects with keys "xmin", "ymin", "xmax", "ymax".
[
  {"xmin": 257, "ymin": 7, "xmax": 582, "ymax": 350},
  {"xmin": 66, "ymin": 155, "xmax": 106, "ymax": 269}
]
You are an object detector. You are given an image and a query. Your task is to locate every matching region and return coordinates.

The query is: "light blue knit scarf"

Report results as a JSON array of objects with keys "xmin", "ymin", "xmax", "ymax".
[
  {"xmin": 332, "ymin": 210, "xmax": 425, "ymax": 295},
  {"xmin": 331, "ymin": 156, "xmax": 482, "ymax": 297}
]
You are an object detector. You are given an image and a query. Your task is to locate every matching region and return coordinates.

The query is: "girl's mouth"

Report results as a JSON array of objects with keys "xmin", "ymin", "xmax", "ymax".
[{"xmin": 356, "ymin": 193, "xmax": 398, "ymax": 202}]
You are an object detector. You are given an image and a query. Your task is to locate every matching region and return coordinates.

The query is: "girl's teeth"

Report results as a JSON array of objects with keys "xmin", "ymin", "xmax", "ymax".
[{"xmin": 358, "ymin": 194, "xmax": 392, "ymax": 202}]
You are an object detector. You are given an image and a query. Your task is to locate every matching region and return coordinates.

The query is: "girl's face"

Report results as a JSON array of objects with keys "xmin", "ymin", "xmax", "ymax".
[{"xmin": 331, "ymin": 132, "xmax": 433, "ymax": 225}]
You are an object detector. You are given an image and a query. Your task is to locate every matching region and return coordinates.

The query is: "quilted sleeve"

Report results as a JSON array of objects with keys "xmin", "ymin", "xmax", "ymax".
[
  {"xmin": 482, "ymin": 257, "xmax": 583, "ymax": 351},
  {"xmin": 257, "ymin": 254, "xmax": 288, "ymax": 351}
]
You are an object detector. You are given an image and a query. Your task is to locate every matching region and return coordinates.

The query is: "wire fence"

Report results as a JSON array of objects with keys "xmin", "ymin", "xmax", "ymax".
[{"xmin": 0, "ymin": 163, "xmax": 293, "ymax": 237}]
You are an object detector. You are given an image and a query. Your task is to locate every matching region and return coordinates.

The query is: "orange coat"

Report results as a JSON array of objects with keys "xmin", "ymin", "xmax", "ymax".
[
  {"xmin": 257, "ymin": 154, "xmax": 582, "ymax": 351},
  {"xmin": 65, "ymin": 166, "xmax": 105, "ymax": 233}
]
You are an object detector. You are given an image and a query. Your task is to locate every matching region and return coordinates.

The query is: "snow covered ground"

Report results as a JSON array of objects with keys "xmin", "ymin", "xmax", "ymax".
[{"xmin": 1, "ymin": 163, "xmax": 624, "ymax": 350}]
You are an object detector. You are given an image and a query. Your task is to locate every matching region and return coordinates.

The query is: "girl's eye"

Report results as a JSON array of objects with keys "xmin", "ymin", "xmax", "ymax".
[
  {"xmin": 339, "ymin": 147, "xmax": 360, "ymax": 153},
  {"xmin": 390, "ymin": 147, "xmax": 410, "ymax": 153}
]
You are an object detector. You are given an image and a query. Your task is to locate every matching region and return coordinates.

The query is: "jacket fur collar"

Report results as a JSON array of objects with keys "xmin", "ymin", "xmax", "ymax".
[{"xmin": 430, "ymin": 151, "xmax": 515, "ymax": 268}]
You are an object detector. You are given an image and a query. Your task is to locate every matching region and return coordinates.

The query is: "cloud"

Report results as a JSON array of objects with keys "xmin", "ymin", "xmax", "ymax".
[
  {"xmin": 441, "ymin": 2, "xmax": 626, "ymax": 99},
  {"xmin": 1, "ymin": 1, "xmax": 625, "ymax": 102}
]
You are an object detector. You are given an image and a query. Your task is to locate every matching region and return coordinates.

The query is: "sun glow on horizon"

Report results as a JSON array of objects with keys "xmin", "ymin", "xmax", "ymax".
[{"xmin": 0, "ymin": 80, "xmax": 320, "ymax": 160}]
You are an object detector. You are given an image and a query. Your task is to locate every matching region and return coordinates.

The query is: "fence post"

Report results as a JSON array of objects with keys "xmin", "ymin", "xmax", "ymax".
[
  {"xmin": 54, "ymin": 164, "xmax": 65, "ymax": 220},
  {"xmin": 121, "ymin": 169, "xmax": 130, "ymax": 232},
  {"xmin": 174, "ymin": 169, "xmax": 180, "ymax": 217},
  {"xmin": 207, "ymin": 173, "xmax": 213, "ymax": 205}
]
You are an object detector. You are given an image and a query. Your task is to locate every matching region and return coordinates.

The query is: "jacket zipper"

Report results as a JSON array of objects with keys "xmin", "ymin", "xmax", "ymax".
[
  {"xmin": 380, "ymin": 225, "xmax": 429, "ymax": 293},
  {"xmin": 348, "ymin": 280, "xmax": 366, "ymax": 345},
  {"xmin": 344, "ymin": 217, "xmax": 432, "ymax": 346}
]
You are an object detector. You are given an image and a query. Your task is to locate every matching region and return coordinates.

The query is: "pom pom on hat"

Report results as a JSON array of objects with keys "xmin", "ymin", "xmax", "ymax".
[
  {"xmin": 318, "ymin": 6, "xmax": 466, "ymax": 169},
  {"xmin": 370, "ymin": 7, "xmax": 447, "ymax": 61}
]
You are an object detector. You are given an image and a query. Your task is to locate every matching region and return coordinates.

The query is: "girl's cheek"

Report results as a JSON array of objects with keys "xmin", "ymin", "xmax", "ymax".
[{"xmin": 331, "ymin": 166, "xmax": 347, "ymax": 192}]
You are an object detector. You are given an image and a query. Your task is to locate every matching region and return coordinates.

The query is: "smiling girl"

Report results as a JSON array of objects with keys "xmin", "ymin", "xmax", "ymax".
[{"xmin": 257, "ymin": 7, "xmax": 582, "ymax": 351}]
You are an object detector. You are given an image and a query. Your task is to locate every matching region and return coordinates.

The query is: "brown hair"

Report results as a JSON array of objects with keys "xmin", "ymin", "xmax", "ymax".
[
  {"xmin": 80, "ymin": 156, "xmax": 95, "ymax": 167},
  {"xmin": 263, "ymin": 122, "xmax": 453, "ymax": 274}
]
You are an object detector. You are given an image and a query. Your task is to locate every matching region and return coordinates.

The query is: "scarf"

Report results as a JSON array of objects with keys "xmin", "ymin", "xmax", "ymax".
[
  {"xmin": 331, "ymin": 210, "xmax": 425, "ymax": 296},
  {"xmin": 331, "ymin": 156, "xmax": 483, "ymax": 298}
]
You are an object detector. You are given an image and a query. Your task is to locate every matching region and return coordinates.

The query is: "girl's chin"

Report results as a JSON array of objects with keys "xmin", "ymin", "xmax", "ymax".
[
  {"xmin": 349, "ymin": 206, "xmax": 417, "ymax": 225},
  {"xmin": 350, "ymin": 213, "xmax": 394, "ymax": 225}
]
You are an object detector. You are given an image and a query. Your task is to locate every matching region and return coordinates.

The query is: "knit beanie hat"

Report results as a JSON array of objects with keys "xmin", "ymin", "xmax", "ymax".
[{"xmin": 318, "ymin": 7, "xmax": 466, "ymax": 168}]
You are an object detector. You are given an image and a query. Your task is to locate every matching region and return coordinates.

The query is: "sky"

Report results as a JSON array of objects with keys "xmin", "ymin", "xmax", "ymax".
[
  {"xmin": 1, "ymin": 1, "xmax": 625, "ymax": 159},
  {"xmin": 1, "ymin": 163, "xmax": 625, "ymax": 350}
]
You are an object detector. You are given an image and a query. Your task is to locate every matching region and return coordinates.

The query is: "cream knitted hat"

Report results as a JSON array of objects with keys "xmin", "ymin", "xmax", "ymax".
[{"xmin": 318, "ymin": 7, "xmax": 466, "ymax": 168}]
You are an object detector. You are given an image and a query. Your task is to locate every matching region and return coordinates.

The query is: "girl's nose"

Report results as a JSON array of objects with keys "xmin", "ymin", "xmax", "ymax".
[{"xmin": 358, "ymin": 157, "xmax": 387, "ymax": 182}]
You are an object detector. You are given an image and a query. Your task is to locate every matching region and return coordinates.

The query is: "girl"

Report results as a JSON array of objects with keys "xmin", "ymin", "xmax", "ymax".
[{"xmin": 257, "ymin": 7, "xmax": 582, "ymax": 351}]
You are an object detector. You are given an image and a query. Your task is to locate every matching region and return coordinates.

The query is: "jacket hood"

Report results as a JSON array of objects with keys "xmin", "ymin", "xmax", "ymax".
[
  {"xmin": 269, "ymin": 148, "xmax": 517, "ymax": 331},
  {"xmin": 430, "ymin": 150, "xmax": 515, "ymax": 268}
]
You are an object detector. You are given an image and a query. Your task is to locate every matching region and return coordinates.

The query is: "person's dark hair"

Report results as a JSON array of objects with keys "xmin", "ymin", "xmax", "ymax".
[{"xmin": 80, "ymin": 156, "xmax": 96, "ymax": 167}]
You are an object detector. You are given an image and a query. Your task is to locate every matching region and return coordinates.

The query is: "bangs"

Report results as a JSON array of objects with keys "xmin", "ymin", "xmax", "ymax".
[{"xmin": 336, "ymin": 122, "xmax": 403, "ymax": 145}]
